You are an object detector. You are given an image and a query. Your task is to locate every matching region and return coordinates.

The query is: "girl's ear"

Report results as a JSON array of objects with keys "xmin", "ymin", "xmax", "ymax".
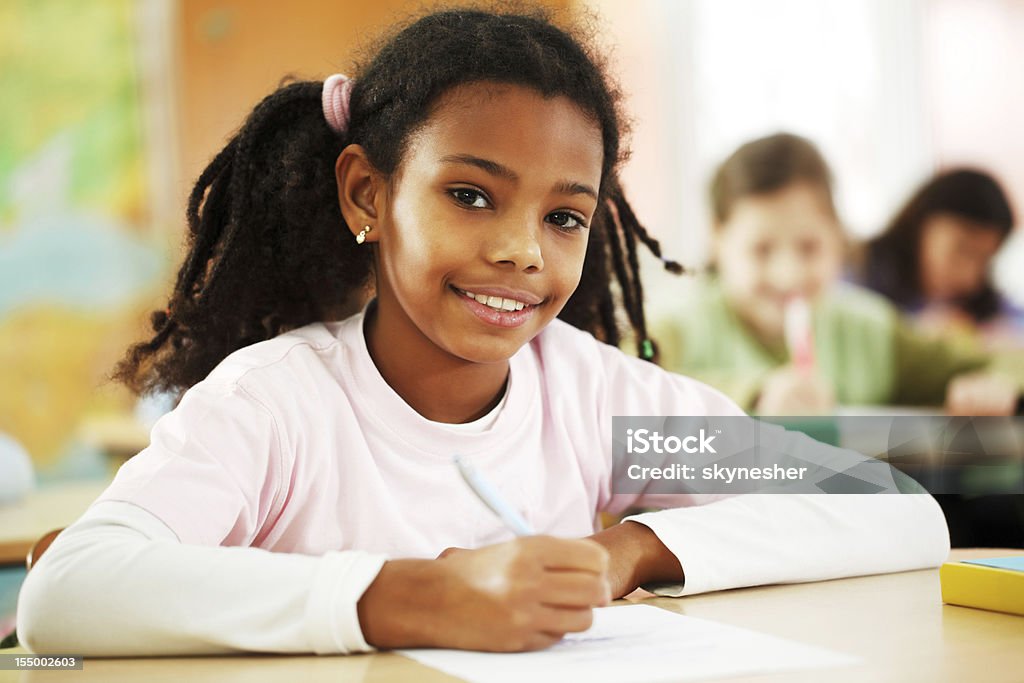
[{"xmin": 336, "ymin": 145, "xmax": 384, "ymax": 243}]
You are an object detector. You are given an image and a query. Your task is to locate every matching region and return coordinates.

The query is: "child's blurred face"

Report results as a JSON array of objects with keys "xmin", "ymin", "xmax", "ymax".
[
  {"xmin": 918, "ymin": 213, "xmax": 1003, "ymax": 303},
  {"xmin": 374, "ymin": 82, "xmax": 603, "ymax": 363},
  {"xmin": 713, "ymin": 182, "xmax": 843, "ymax": 340}
]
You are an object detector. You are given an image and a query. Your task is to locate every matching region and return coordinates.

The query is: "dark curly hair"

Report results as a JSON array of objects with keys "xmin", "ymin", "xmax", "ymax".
[
  {"xmin": 113, "ymin": 6, "xmax": 682, "ymax": 398},
  {"xmin": 864, "ymin": 168, "xmax": 1014, "ymax": 322}
]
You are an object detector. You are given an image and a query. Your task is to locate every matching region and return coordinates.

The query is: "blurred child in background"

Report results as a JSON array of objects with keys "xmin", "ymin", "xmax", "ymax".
[
  {"xmin": 653, "ymin": 133, "xmax": 1021, "ymax": 415},
  {"xmin": 861, "ymin": 169, "xmax": 1016, "ymax": 338}
]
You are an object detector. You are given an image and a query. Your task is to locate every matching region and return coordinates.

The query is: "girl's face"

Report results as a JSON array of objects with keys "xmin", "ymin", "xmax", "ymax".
[
  {"xmin": 374, "ymin": 82, "xmax": 604, "ymax": 364},
  {"xmin": 713, "ymin": 182, "xmax": 843, "ymax": 341},
  {"xmin": 918, "ymin": 213, "xmax": 1003, "ymax": 303}
]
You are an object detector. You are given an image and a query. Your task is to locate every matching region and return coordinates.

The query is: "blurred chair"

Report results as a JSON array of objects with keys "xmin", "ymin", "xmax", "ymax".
[{"xmin": 26, "ymin": 529, "xmax": 64, "ymax": 572}]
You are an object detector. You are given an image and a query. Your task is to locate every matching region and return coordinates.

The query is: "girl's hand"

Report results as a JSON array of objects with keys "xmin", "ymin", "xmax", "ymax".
[
  {"xmin": 945, "ymin": 371, "xmax": 1020, "ymax": 416},
  {"xmin": 755, "ymin": 365, "xmax": 836, "ymax": 415},
  {"xmin": 588, "ymin": 521, "xmax": 683, "ymax": 599},
  {"xmin": 358, "ymin": 536, "xmax": 610, "ymax": 652}
]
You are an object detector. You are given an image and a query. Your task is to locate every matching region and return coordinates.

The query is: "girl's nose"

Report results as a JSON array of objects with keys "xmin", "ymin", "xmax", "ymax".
[
  {"xmin": 486, "ymin": 219, "xmax": 544, "ymax": 272},
  {"xmin": 766, "ymin": 251, "xmax": 803, "ymax": 294}
]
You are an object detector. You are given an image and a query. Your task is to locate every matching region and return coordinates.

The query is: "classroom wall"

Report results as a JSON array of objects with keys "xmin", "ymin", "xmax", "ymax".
[{"xmin": 0, "ymin": 1, "xmax": 163, "ymax": 476}]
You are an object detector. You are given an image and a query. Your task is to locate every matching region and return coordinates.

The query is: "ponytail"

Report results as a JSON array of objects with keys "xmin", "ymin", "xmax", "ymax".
[{"xmin": 113, "ymin": 82, "xmax": 372, "ymax": 396}]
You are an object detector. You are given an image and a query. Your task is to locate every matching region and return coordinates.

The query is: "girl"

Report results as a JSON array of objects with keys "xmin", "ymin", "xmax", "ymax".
[
  {"xmin": 18, "ymin": 10, "xmax": 948, "ymax": 656},
  {"xmin": 653, "ymin": 133, "xmax": 1020, "ymax": 415},
  {"xmin": 862, "ymin": 169, "xmax": 1016, "ymax": 333}
]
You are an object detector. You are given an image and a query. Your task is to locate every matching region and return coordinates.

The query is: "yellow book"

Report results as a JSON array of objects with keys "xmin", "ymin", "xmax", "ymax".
[{"xmin": 940, "ymin": 556, "xmax": 1024, "ymax": 616}]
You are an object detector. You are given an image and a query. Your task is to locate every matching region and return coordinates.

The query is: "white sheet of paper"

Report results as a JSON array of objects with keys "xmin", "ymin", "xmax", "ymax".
[{"xmin": 399, "ymin": 604, "xmax": 859, "ymax": 683}]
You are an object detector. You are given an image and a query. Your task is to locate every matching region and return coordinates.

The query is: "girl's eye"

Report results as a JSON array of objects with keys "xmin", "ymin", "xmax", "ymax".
[
  {"xmin": 450, "ymin": 188, "xmax": 491, "ymax": 209},
  {"xmin": 547, "ymin": 211, "xmax": 587, "ymax": 231}
]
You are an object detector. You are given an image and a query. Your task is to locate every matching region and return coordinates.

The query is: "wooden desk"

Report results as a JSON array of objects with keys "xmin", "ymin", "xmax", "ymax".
[
  {"xmin": 0, "ymin": 481, "xmax": 110, "ymax": 566},
  {"xmin": 2, "ymin": 548, "xmax": 1020, "ymax": 683}
]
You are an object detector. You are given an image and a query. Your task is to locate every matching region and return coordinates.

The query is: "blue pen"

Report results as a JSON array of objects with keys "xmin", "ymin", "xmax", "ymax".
[{"xmin": 453, "ymin": 454, "xmax": 536, "ymax": 536}]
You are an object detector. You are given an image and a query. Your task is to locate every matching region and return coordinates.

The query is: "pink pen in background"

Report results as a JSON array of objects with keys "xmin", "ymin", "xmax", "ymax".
[{"xmin": 784, "ymin": 296, "xmax": 815, "ymax": 373}]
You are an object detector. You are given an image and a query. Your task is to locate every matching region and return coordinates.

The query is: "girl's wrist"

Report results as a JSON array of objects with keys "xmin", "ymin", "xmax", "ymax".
[
  {"xmin": 356, "ymin": 559, "xmax": 447, "ymax": 649},
  {"xmin": 590, "ymin": 521, "xmax": 683, "ymax": 595}
]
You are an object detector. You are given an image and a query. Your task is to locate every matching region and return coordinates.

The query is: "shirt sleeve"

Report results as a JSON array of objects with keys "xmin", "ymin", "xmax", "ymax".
[
  {"xmin": 16, "ymin": 501, "xmax": 387, "ymax": 656},
  {"xmin": 624, "ymin": 494, "xmax": 950, "ymax": 596}
]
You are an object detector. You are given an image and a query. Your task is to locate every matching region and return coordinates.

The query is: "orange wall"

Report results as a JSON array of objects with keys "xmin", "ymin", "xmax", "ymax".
[{"xmin": 176, "ymin": 0, "xmax": 571, "ymax": 209}]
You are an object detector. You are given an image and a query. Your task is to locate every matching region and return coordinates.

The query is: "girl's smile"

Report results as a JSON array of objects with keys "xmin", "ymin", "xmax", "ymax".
[{"xmin": 451, "ymin": 285, "xmax": 542, "ymax": 328}]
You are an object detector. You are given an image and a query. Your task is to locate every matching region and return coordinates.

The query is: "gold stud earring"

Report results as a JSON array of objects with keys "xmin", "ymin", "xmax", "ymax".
[{"xmin": 355, "ymin": 225, "xmax": 373, "ymax": 244}]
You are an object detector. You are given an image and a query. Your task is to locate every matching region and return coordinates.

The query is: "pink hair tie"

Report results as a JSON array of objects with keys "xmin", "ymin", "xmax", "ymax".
[{"xmin": 322, "ymin": 73, "xmax": 354, "ymax": 134}]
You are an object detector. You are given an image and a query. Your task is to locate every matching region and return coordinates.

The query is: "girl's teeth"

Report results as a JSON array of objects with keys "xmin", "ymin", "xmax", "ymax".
[{"xmin": 462, "ymin": 289, "xmax": 529, "ymax": 312}]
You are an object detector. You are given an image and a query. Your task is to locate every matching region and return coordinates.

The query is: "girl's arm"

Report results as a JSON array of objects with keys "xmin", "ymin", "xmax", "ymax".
[
  {"xmin": 18, "ymin": 502, "xmax": 610, "ymax": 655},
  {"xmin": 587, "ymin": 520, "xmax": 683, "ymax": 599},
  {"xmin": 17, "ymin": 501, "xmax": 387, "ymax": 655},
  {"xmin": 601, "ymin": 494, "xmax": 949, "ymax": 598}
]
